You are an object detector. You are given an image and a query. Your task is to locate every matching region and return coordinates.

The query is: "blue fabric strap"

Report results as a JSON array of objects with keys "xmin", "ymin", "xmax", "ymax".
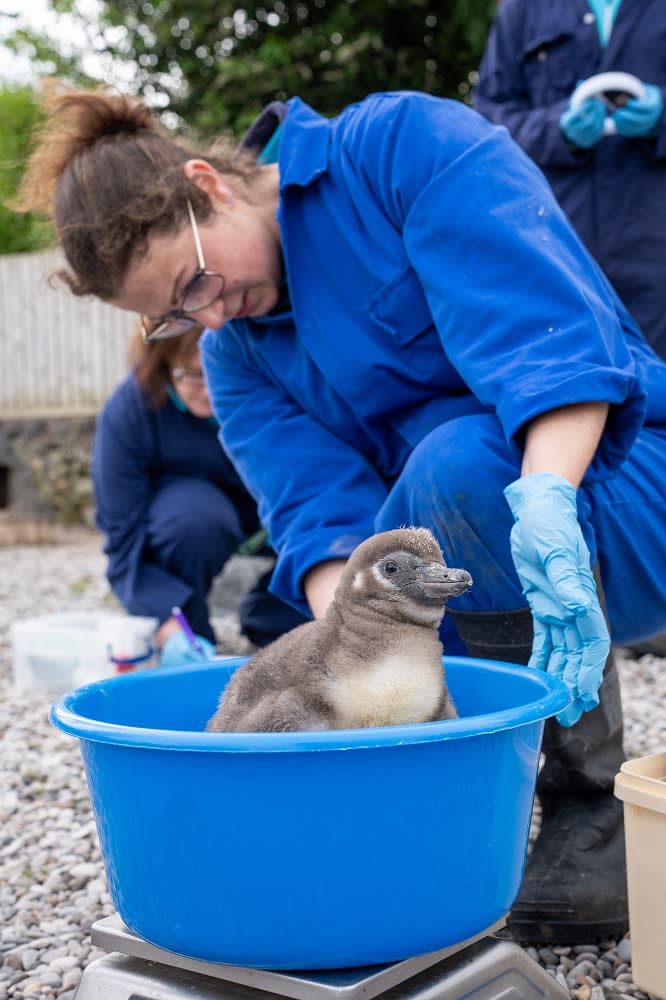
[
  {"xmin": 166, "ymin": 385, "xmax": 218, "ymax": 426},
  {"xmin": 166, "ymin": 384, "xmax": 188, "ymax": 411},
  {"xmin": 257, "ymin": 125, "xmax": 283, "ymax": 165},
  {"xmin": 586, "ymin": 0, "xmax": 623, "ymax": 45}
]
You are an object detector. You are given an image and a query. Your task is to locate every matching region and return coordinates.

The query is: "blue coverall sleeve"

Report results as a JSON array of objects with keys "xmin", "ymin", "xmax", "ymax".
[
  {"xmin": 91, "ymin": 379, "xmax": 193, "ymax": 621},
  {"xmin": 200, "ymin": 331, "xmax": 388, "ymax": 615},
  {"xmin": 348, "ymin": 94, "xmax": 646, "ymax": 476},
  {"xmin": 473, "ymin": 0, "xmax": 585, "ymax": 169}
]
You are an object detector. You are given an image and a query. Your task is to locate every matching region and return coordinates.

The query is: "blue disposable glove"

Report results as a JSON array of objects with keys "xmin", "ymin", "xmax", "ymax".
[
  {"xmin": 159, "ymin": 630, "xmax": 216, "ymax": 666},
  {"xmin": 613, "ymin": 83, "xmax": 664, "ymax": 138},
  {"xmin": 560, "ymin": 92, "xmax": 606, "ymax": 148},
  {"xmin": 504, "ymin": 473, "xmax": 610, "ymax": 727}
]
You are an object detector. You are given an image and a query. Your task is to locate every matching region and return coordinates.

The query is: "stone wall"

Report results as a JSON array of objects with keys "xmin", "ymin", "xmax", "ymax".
[{"xmin": 0, "ymin": 416, "xmax": 96, "ymax": 529}]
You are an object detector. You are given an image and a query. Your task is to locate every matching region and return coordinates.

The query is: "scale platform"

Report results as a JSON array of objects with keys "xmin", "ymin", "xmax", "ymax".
[{"xmin": 74, "ymin": 913, "xmax": 569, "ymax": 1000}]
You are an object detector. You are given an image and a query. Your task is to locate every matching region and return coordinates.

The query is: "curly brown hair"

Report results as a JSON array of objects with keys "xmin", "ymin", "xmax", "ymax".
[
  {"xmin": 15, "ymin": 80, "xmax": 258, "ymax": 302},
  {"xmin": 129, "ymin": 323, "xmax": 204, "ymax": 409}
]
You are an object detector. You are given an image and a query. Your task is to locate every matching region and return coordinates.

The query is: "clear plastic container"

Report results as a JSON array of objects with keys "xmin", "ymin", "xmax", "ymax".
[{"xmin": 11, "ymin": 612, "xmax": 158, "ymax": 696}]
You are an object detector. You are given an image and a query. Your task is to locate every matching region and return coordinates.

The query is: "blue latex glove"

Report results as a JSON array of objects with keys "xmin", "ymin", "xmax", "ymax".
[
  {"xmin": 613, "ymin": 83, "xmax": 664, "ymax": 138},
  {"xmin": 560, "ymin": 92, "xmax": 606, "ymax": 148},
  {"xmin": 504, "ymin": 473, "xmax": 610, "ymax": 727},
  {"xmin": 160, "ymin": 630, "xmax": 216, "ymax": 666}
]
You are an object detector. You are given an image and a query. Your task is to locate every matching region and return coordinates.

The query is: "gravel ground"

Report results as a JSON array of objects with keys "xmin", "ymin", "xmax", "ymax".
[{"xmin": 1, "ymin": 530, "xmax": 665, "ymax": 1000}]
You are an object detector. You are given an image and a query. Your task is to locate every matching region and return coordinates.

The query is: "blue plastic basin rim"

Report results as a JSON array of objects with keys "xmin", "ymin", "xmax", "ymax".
[{"xmin": 49, "ymin": 656, "xmax": 570, "ymax": 754}]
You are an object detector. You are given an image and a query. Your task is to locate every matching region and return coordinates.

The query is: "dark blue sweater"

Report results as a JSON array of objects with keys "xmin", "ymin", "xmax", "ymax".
[{"xmin": 91, "ymin": 373, "xmax": 259, "ymax": 620}]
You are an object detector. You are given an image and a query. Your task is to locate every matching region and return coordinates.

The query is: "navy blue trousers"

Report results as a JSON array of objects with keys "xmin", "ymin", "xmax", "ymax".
[
  {"xmin": 146, "ymin": 478, "xmax": 306, "ymax": 645},
  {"xmin": 375, "ymin": 414, "xmax": 666, "ymax": 651}
]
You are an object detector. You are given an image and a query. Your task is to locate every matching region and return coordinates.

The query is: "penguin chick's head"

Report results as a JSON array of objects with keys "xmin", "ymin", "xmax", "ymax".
[{"xmin": 337, "ymin": 527, "xmax": 473, "ymax": 622}]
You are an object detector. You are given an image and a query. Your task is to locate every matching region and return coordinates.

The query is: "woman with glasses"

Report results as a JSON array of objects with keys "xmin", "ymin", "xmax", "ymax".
[
  {"xmin": 19, "ymin": 83, "xmax": 666, "ymax": 945},
  {"xmin": 91, "ymin": 325, "xmax": 306, "ymax": 664}
]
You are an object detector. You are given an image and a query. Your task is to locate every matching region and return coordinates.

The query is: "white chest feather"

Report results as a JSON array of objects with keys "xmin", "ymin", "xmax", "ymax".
[{"xmin": 326, "ymin": 653, "xmax": 443, "ymax": 728}]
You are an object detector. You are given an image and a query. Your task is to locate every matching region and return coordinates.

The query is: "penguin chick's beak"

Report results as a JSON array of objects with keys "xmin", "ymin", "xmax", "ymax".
[{"xmin": 415, "ymin": 563, "xmax": 473, "ymax": 600}]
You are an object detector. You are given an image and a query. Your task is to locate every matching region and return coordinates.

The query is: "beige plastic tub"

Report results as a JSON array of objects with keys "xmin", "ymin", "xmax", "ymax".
[{"xmin": 614, "ymin": 751, "xmax": 666, "ymax": 1000}]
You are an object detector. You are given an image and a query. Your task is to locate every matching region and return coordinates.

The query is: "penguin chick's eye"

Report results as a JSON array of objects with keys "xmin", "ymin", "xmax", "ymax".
[{"xmin": 383, "ymin": 560, "xmax": 400, "ymax": 575}]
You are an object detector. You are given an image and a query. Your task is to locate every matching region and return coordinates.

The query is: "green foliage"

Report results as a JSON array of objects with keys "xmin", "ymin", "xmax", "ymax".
[
  {"xmin": 2, "ymin": 1, "xmax": 497, "ymax": 138},
  {"xmin": 0, "ymin": 0, "xmax": 496, "ymax": 255},
  {"xmin": 103, "ymin": 0, "xmax": 497, "ymax": 136},
  {"xmin": 0, "ymin": 84, "xmax": 53, "ymax": 253}
]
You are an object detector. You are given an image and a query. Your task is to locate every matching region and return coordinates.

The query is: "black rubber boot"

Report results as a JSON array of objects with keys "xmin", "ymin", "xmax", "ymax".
[{"xmin": 451, "ymin": 600, "xmax": 628, "ymax": 945}]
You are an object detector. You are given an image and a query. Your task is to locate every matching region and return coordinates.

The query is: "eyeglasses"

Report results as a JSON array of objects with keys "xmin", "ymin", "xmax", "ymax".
[
  {"xmin": 141, "ymin": 198, "xmax": 225, "ymax": 343},
  {"xmin": 171, "ymin": 366, "xmax": 206, "ymax": 387}
]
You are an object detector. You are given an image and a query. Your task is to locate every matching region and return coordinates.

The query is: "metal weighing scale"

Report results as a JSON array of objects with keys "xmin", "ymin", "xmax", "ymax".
[{"xmin": 74, "ymin": 913, "xmax": 569, "ymax": 1000}]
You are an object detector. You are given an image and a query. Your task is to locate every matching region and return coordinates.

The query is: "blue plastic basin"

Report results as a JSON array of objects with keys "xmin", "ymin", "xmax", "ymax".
[{"xmin": 50, "ymin": 655, "xmax": 568, "ymax": 970}]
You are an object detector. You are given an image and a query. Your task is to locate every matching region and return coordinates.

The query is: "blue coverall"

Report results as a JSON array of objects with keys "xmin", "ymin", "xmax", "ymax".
[
  {"xmin": 474, "ymin": 0, "xmax": 666, "ymax": 359},
  {"xmin": 91, "ymin": 373, "xmax": 306, "ymax": 645},
  {"xmin": 200, "ymin": 92, "xmax": 666, "ymax": 649}
]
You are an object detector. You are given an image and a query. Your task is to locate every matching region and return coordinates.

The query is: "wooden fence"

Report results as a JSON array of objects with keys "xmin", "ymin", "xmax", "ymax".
[{"xmin": 0, "ymin": 250, "xmax": 136, "ymax": 417}]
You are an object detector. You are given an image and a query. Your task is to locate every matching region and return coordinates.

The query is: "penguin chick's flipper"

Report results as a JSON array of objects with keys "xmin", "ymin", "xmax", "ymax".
[
  {"xmin": 206, "ymin": 527, "xmax": 472, "ymax": 733},
  {"xmin": 208, "ymin": 686, "xmax": 333, "ymax": 733},
  {"xmin": 430, "ymin": 689, "xmax": 459, "ymax": 722}
]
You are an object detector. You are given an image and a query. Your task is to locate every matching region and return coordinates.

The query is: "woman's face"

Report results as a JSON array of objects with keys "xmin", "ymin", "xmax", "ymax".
[
  {"xmin": 110, "ymin": 169, "xmax": 283, "ymax": 332},
  {"xmin": 170, "ymin": 344, "xmax": 213, "ymax": 419}
]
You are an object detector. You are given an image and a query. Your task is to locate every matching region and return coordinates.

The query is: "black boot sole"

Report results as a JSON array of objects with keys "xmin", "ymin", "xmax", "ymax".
[{"xmin": 507, "ymin": 909, "xmax": 629, "ymax": 946}]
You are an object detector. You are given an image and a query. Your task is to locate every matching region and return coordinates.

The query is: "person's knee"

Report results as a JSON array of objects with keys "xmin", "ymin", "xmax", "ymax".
[
  {"xmin": 391, "ymin": 414, "xmax": 517, "ymax": 524},
  {"xmin": 147, "ymin": 479, "xmax": 244, "ymax": 568},
  {"xmin": 377, "ymin": 414, "xmax": 525, "ymax": 610}
]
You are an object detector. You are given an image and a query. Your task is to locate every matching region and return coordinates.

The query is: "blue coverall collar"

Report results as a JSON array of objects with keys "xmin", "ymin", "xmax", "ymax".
[{"xmin": 279, "ymin": 97, "xmax": 331, "ymax": 189}]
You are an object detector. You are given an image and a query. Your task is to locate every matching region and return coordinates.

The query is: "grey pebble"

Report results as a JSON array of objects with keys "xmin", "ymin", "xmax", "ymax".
[
  {"xmin": 568, "ymin": 960, "xmax": 600, "ymax": 986},
  {"xmin": 48, "ymin": 958, "xmax": 79, "ymax": 974},
  {"xmin": 60, "ymin": 969, "xmax": 82, "ymax": 992},
  {"xmin": 40, "ymin": 972, "xmax": 63, "ymax": 988},
  {"xmin": 20, "ymin": 949, "xmax": 39, "ymax": 972},
  {"xmin": 616, "ymin": 938, "xmax": 633, "ymax": 963}
]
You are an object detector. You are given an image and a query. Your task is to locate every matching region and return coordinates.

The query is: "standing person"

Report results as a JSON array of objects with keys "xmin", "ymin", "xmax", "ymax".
[
  {"xmin": 474, "ymin": 0, "xmax": 666, "ymax": 360},
  {"xmin": 17, "ymin": 84, "xmax": 666, "ymax": 944},
  {"xmin": 92, "ymin": 326, "xmax": 306, "ymax": 664}
]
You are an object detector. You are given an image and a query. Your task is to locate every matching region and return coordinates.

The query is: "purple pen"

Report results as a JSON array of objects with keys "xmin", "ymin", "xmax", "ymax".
[{"xmin": 171, "ymin": 606, "xmax": 206, "ymax": 657}]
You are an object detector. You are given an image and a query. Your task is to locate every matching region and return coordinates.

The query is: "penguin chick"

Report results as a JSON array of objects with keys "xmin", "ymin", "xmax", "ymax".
[{"xmin": 206, "ymin": 527, "xmax": 472, "ymax": 733}]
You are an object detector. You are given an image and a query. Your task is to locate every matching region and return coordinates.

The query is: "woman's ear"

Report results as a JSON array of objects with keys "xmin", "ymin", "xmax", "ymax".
[{"xmin": 184, "ymin": 159, "xmax": 234, "ymax": 205}]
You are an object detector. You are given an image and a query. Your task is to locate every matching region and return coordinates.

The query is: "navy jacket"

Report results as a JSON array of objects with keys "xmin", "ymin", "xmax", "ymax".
[
  {"xmin": 201, "ymin": 92, "xmax": 666, "ymax": 616},
  {"xmin": 91, "ymin": 374, "xmax": 259, "ymax": 620},
  {"xmin": 474, "ymin": 0, "xmax": 666, "ymax": 358}
]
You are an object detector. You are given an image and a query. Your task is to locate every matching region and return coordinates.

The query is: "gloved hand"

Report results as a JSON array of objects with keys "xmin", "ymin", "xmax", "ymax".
[
  {"xmin": 613, "ymin": 83, "xmax": 664, "ymax": 137},
  {"xmin": 560, "ymin": 90, "xmax": 606, "ymax": 148},
  {"xmin": 504, "ymin": 473, "xmax": 610, "ymax": 727},
  {"xmin": 159, "ymin": 630, "xmax": 216, "ymax": 666}
]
